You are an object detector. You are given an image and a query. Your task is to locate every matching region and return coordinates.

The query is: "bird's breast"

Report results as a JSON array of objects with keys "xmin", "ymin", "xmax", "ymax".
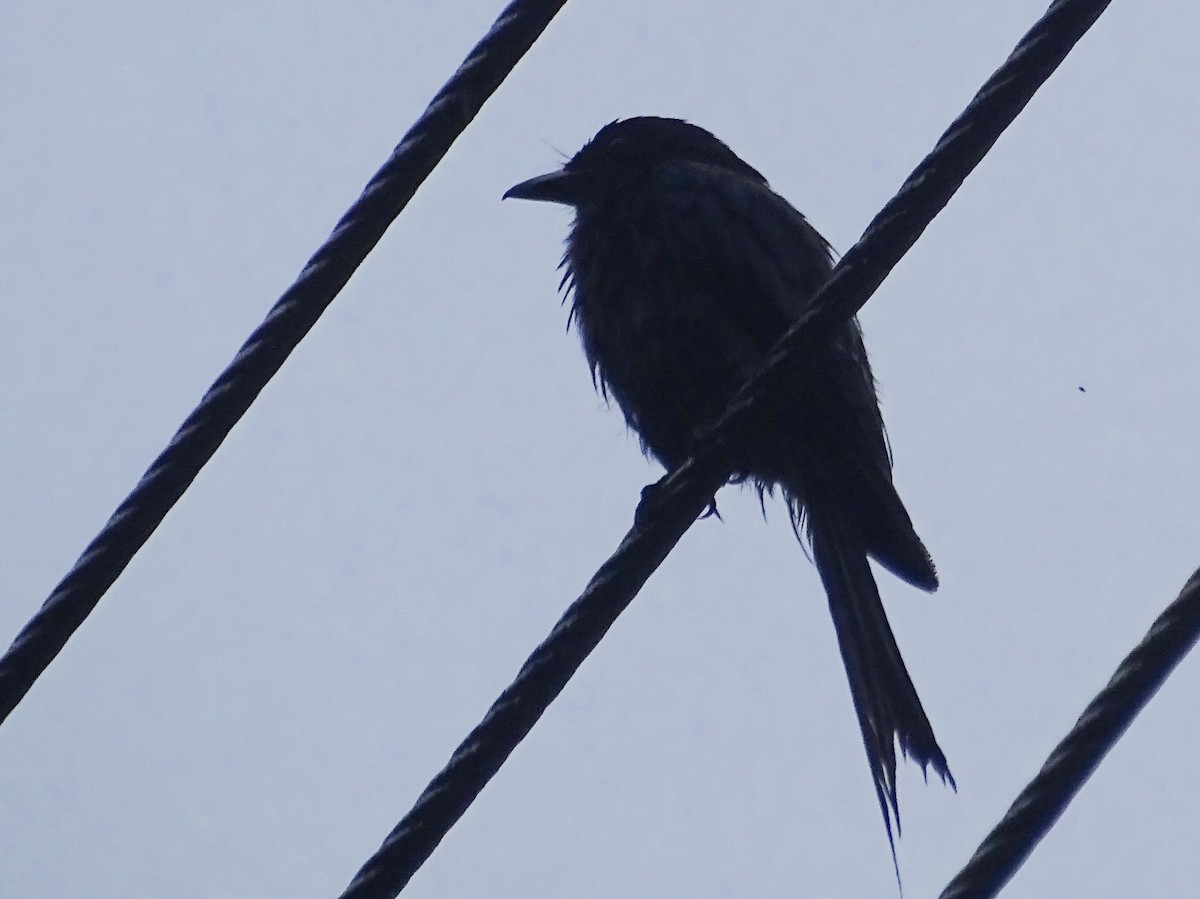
[{"xmin": 566, "ymin": 205, "xmax": 770, "ymax": 467}]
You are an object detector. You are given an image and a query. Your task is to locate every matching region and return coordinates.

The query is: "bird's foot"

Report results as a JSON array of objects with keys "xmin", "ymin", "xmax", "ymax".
[
  {"xmin": 635, "ymin": 478, "xmax": 667, "ymax": 527},
  {"xmin": 635, "ymin": 476, "xmax": 720, "ymax": 527}
]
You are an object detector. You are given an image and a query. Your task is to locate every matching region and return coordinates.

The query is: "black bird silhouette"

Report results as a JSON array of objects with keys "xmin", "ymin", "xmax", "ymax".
[{"xmin": 505, "ymin": 117, "xmax": 952, "ymax": 857}]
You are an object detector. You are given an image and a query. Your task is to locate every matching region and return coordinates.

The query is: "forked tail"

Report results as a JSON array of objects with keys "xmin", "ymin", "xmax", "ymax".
[{"xmin": 808, "ymin": 507, "xmax": 954, "ymax": 871}]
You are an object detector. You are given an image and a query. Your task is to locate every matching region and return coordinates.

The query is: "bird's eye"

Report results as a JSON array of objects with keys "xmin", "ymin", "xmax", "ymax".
[{"xmin": 605, "ymin": 137, "xmax": 631, "ymax": 154}]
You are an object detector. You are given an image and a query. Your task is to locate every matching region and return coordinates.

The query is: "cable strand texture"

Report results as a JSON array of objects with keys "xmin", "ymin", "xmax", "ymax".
[
  {"xmin": 0, "ymin": 0, "xmax": 569, "ymax": 726},
  {"xmin": 939, "ymin": 566, "xmax": 1200, "ymax": 899}
]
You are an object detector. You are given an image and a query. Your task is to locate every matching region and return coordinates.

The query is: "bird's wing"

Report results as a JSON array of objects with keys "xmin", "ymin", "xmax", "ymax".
[
  {"xmin": 652, "ymin": 161, "xmax": 935, "ymax": 588},
  {"xmin": 654, "ymin": 161, "xmax": 834, "ymax": 329},
  {"xmin": 650, "ymin": 160, "xmax": 887, "ymax": 457}
]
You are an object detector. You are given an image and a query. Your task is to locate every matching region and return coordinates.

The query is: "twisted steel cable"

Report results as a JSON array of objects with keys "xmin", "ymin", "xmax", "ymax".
[
  {"xmin": 939, "ymin": 567, "xmax": 1200, "ymax": 899},
  {"xmin": 338, "ymin": 2, "xmax": 1111, "ymax": 896},
  {"xmin": 0, "ymin": 0, "xmax": 569, "ymax": 727}
]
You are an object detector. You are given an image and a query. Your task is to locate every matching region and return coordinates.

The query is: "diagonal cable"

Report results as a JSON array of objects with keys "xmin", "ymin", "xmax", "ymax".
[
  {"xmin": 336, "ymin": 2, "xmax": 1111, "ymax": 896},
  {"xmin": 0, "ymin": 0, "xmax": 569, "ymax": 727},
  {"xmin": 939, "ymin": 566, "xmax": 1200, "ymax": 899}
]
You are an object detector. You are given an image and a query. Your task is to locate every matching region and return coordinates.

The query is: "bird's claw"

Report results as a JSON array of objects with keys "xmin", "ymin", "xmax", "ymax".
[
  {"xmin": 636, "ymin": 477, "xmax": 720, "ymax": 527},
  {"xmin": 635, "ymin": 478, "xmax": 667, "ymax": 527}
]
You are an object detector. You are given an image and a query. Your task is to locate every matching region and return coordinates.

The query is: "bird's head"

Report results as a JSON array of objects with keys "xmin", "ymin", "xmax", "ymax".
[{"xmin": 503, "ymin": 116, "xmax": 765, "ymax": 207}]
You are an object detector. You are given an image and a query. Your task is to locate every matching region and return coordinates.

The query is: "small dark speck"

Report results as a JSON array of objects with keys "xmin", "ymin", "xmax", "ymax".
[{"xmin": 1078, "ymin": 386, "xmax": 1086, "ymax": 393}]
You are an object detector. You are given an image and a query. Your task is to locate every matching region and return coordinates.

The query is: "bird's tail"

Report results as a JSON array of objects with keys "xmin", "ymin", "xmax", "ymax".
[{"xmin": 807, "ymin": 506, "xmax": 954, "ymax": 862}]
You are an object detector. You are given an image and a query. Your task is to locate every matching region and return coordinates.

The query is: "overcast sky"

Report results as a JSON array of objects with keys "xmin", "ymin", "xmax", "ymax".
[{"xmin": 3, "ymin": 3, "xmax": 1198, "ymax": 897}]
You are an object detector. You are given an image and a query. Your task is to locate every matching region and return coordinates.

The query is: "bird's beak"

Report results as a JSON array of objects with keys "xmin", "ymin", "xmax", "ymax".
[{"xmin": 503, "ymin": 170, "xmax": 583, "ymax": 205}]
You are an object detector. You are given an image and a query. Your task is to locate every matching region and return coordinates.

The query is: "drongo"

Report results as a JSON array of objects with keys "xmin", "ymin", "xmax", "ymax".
[{"xmin": 505, "ymin": 117, "xmax": 952, "ymax": 853}]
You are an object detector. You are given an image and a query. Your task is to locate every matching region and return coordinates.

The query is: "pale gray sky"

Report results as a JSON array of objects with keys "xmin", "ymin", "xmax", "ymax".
[{"xmin": 3, "ymin": 3, "xmax": 1198, "ymax": 897}]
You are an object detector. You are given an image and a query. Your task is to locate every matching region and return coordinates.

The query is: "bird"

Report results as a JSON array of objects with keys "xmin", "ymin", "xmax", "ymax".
[{"xmin": 504, "ymin": 116, "xmax": 952, "ymax": 859}]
